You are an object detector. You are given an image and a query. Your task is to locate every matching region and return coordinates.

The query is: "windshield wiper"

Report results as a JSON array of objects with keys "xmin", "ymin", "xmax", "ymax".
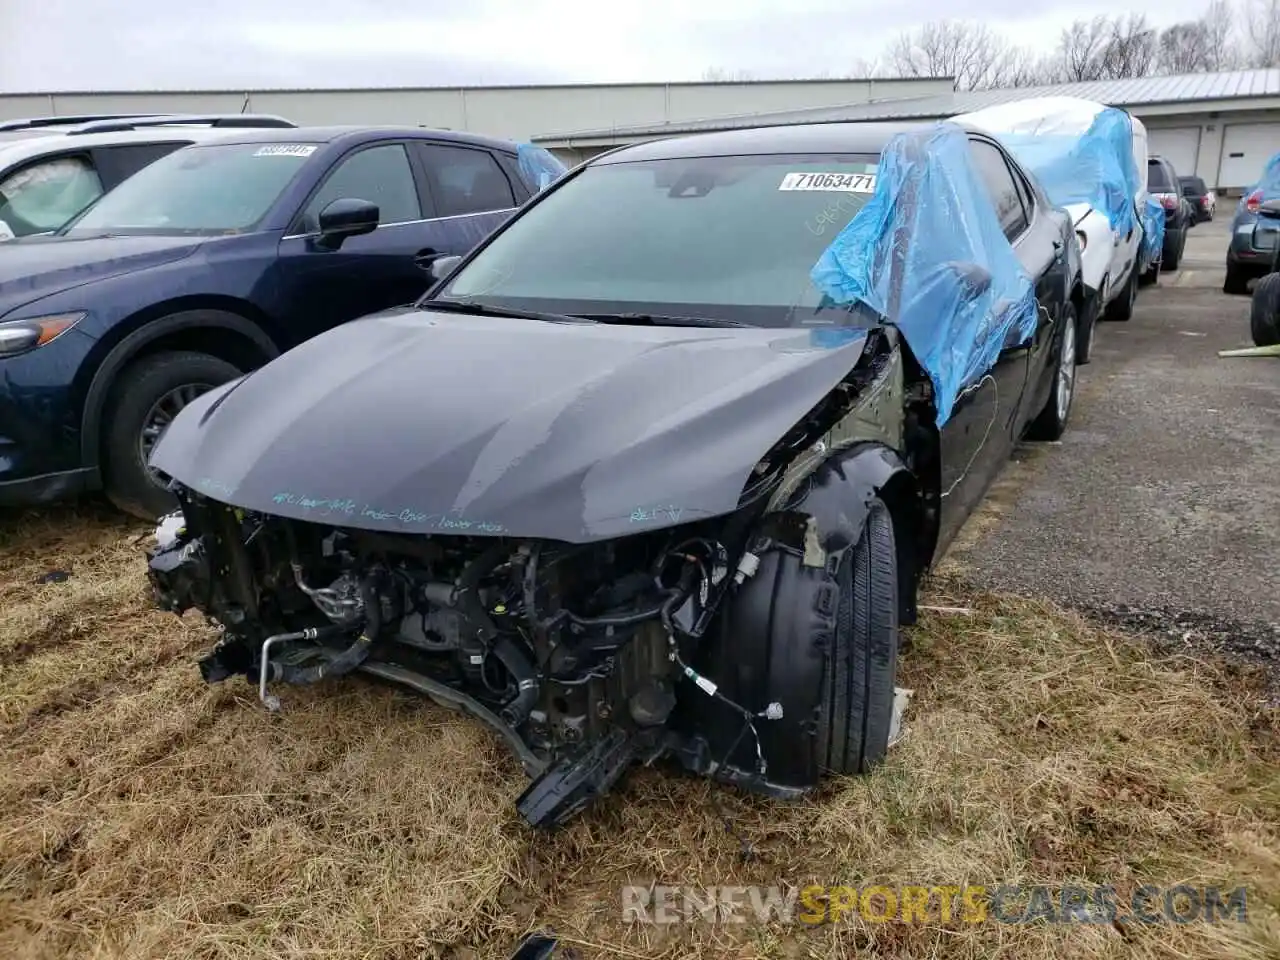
[
  {"xmin": 420, "ymin": 298, "xmax": 597, "ymax": 324},
  {"xmin": 582, "ymin": 312, "xmax": 749, "ymax": 328}
]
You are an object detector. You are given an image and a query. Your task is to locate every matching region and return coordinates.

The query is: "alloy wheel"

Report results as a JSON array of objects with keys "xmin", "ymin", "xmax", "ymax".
[
  {"xmin": 138, "ymin": 382, "xmax": 214, "ymax": 474},
  {"xmin": 1057, "ymin": 315, "xmax": 1077, "ymax": 418}
]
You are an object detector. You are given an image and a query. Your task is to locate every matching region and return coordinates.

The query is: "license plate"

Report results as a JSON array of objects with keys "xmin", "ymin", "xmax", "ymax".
[{"xmin": 1255, "ymin": 222, "xmax": 1279, "ymax": 249}]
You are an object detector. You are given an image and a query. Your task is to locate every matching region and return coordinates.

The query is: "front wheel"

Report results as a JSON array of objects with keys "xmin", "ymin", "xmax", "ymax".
[
  {"xmin": 815, "ymin": 497, "xmax": 900, "ymax": 776},
  {"xmin": 1224, "ymin": 260, "xmax": 1250, "ymax": 295},
  {"xmin": 1027, "ymin": 301, "xmax": 1078, "ymax": 442},
  {"xmin": 102, "ymin": 350, "xmax": 243, "ymax": 520}
]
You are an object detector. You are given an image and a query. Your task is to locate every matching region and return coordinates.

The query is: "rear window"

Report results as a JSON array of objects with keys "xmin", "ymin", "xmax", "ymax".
[{"xmin": 1148, "ymin": 160, "xmax": 1172, "ymax": 191}]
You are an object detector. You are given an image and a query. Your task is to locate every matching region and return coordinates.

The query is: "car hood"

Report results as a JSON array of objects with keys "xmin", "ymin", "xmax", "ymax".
[
  {"xmin": 0, "ymin": 234, "xmax": 204, "ymax": 314},
  {"xmin": 150, "ymin": 306, "xmax": 872, "ymax": 542}
]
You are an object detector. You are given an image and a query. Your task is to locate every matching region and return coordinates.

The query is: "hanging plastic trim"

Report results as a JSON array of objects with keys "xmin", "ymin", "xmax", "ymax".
[
  {"xmin": 810, "ymin": 121, "xmax": 1039, "ymax": 426},
  {"xmin": 517, "ymin": 143, "xmax": 568, "ymax": 192}
]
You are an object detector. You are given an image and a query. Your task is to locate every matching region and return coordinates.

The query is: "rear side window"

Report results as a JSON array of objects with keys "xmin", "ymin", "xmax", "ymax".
[
  {"xmin": 969, "ymin": 139, "xmax": 1029, "ymax": 240},
  {"xmin": 0, "ymin": 155, "xmax": 103, "ymax": 237},
  {"xmin": 421, "ymin": 144, "xmax": 516, "ymax": 217},
  {"xmin": 93, "ymin": 141, "xmax": 189, "ymax": 189},
  {"xmin": 300, "ymin": 143, "xmax": 422, "ymax": 232}
]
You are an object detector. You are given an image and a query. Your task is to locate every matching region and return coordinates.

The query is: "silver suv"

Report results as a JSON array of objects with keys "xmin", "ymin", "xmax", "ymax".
[{"xmin": 0, "ymin": 113, "xmax": 295, "ymax": 241}]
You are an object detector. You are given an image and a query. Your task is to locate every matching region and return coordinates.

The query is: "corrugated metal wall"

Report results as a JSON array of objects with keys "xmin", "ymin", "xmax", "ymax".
[{"xmin": 0, "ymin": 79, "xmax": 953, "ymax": 143}]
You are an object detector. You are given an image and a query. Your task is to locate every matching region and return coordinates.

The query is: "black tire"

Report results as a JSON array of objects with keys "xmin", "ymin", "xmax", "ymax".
[
  {"xmin": 1224, "ymin": 261, "xmax": 1250, "ymax": 295},
  {"xmin": 1250, "ymin": 273, "xmax": 1280, "ymax": 347},
  {"xmin": 1139, "ymin": 254, "xmax": 1161, "ymax": 287},
  {"xmin": 102, "ymin": 350, "xmax": 242, "ymax": 520},
  {"xmin": 1027, "ymin": 301, "xmax": 1078, "ymax": 442},
  {"xmin": 1104, "ymin": 267, "xmax": 1137, "ymax": 322},
  {"xmin": 815, "ymin": 497, "xmax": 900, "ymax": 776},
  {"xmin": 1162, "ymin": 228, "xmax": 1182, "ymax": 271}
]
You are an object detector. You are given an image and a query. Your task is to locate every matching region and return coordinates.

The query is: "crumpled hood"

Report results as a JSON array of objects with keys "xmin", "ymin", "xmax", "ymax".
[
  {"xmin": 150, "ymin": 306, "xmax": 870, "ymax": 542},
  {"xmin": 0, "ymin": 234, "xmax": 203, "ymax": 314}
]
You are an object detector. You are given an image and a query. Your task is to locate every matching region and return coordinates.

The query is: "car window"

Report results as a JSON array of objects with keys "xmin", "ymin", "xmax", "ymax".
[
  {"xmin": 437, "ymin": 152, "xmax": 882, "ymax": 327},
  {"xmin": 94, "ymin": 142, "xmax": 189, "ymax": 189},
  {"xmin": 1010, "ymin": 165, "xmax": 1035, "ymax": 222},
  {"xmin": 0, "ymin": 154, "xmax": 104, "ymax": 238},
  {"xmin": 62, "ymin": 141, "xmax": 314, "ymax": 236},
  {"xmin": 299, "ymin": 143, "xmax": 422, "ymax": 233},
  {"xmin": 968, "ymin": 139, "xmax": 1028, "ymax": 240},
  {"xmin": 421, "ymin": 144, "xmax": 516, "ymax": 217},
  {"xmin": 1148, "ymin": 161, "xmax": 1172, "ymax": 191}
]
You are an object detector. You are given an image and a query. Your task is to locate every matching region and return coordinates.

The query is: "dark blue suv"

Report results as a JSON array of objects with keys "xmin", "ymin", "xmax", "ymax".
[{"xmin": 0, "ymin": 125, "xmax": 565, "ymax": 518}]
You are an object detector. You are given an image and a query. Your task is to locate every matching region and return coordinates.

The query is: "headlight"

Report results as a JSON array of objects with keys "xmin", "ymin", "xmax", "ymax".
[
  {"xmin": 0, "ymin": 312, "xmax": 86, "ymax": 358},
  {"xmin": 1075, "ymin": 230, "xmax": 1088, "ymax": 252}
]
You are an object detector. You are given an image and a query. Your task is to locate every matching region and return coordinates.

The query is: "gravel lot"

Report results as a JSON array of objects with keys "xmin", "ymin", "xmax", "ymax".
[{"xmin": 945, "ymin": 220, "xmax": 1280, "ymax": 679}]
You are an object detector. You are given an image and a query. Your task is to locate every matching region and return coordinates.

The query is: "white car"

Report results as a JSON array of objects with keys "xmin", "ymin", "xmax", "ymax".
[
  {"xmin": 953, "ymin": 96, "xmax": 1149, "ymax": 363},
  {"xmin": 0, "ymin": 113, "xmax": 296, "ymax": 242}
]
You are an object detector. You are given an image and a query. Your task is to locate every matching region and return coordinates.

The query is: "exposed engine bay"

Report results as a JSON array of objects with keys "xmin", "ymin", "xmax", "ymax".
[{"xmin": 147, "ymin": 329, "xmax": 940, "ymax": 827}]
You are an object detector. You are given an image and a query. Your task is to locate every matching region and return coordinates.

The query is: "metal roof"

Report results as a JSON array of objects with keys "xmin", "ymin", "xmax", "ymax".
[{"xmin": 536, "ymin": 68, "xmax": 1280, "ymax": 143}]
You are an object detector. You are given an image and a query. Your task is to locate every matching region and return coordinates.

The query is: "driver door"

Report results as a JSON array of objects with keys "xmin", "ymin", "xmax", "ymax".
[
  {"xmin": 933, "ymin": 137, "xmax": 1036, "ymax": 551},
  {"xmin": 271, "ymin": 141, "xmax": 437, "ymax": 346}
]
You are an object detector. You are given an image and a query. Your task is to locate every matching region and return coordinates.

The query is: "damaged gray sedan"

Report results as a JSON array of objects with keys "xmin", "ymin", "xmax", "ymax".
[{"xmin": 146, "ymin": 120, "xmax": 1084, "ymax": 827}]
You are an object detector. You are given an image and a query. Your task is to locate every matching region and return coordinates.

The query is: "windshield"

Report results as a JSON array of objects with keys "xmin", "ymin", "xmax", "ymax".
[
  {"xmin": 61, "ymin": 141, "xmax": 316, "ymax": 236},
  {"xmin": 434, "ymin": 153, "xmax": 882, "ymax": 327}
]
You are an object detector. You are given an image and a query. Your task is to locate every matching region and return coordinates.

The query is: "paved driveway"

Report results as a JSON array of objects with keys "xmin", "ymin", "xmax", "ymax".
[{"xmin": 944, "ymin": 220, "xmax": 1280, "ymax": 672}]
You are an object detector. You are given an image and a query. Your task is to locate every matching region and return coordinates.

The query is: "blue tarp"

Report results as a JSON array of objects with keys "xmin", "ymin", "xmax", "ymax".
[
  {"xmin": 1141, "ymin": 195, "xmax": 1165, "ymax": 265},
  {"xmin": 1247, "ymin": 150, "xmax": 1280, "ymax": 201},
  {"xmin": 810, "ymin": 121, "xmax": 1039, "ymax": 426},
  {"xmin": 517, "ymin": 143, "xmax": 568, "ymax": 192},
  {"xmin": 980, "ymin": 106, "xmax": 1140, "ymax": 238}
]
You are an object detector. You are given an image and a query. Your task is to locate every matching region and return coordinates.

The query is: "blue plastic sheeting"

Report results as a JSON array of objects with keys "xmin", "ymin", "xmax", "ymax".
[
  {"xmin": 1250, "ymin": 150, "xmax": 1280, "ymax": 199},
  {"xmin": 1141, "ymin": 195, "xmax": 1165, "ymax": 264},
  {"xmin": 810, "ymin": 121, "xmax": 1039, "ymax": 426},
  {"xmin": 982, "ymin": 107, "xmax": 1140, "ymax": 238},
  {"xmin": 517, "ymin": 143, "xmax": 568, "ymax": 192}
]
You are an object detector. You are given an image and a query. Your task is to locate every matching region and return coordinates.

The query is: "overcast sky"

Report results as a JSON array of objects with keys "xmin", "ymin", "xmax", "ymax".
[{"xmin": 0, "ymin": 0, "xmax": 1221, "ymax": 92}]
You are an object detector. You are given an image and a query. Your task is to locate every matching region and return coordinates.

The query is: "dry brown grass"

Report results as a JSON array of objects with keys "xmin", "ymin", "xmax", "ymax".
[{"xmin": 1, "ymin": 503, "xmax": 1277, "ymax": 960}]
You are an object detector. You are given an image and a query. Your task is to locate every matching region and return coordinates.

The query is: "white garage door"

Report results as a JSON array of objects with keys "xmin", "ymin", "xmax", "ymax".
[
  {"xmin": 1219, "ymin": 123, "xmax": 1280, "ymax": 190},
  {"xmin": 1148, "ymin": 127, "xmax": 1201, "ymax": 179}
]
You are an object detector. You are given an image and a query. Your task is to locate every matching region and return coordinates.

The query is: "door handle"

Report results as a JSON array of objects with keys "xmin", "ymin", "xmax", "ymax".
[{"xmin": 413, "ymin": 248, "xmax": 440, "ymax": 270}]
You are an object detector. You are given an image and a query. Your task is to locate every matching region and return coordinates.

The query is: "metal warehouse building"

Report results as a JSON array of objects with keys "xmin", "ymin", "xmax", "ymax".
[
  {"xmin": 534, "ymin": 69, "xmax": 1280, "ymax": 193},
  {"xmin": 0, "ymin": 76, "xmax": 950, "ymax": 150}
]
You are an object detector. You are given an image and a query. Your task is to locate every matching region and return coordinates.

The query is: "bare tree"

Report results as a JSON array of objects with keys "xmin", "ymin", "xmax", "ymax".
[
  {"xmin": 1100, "ymin": 14, "xmax": 1159, "ymax": 77},
  {"xmin": 887, "ymin": 20, "xmax": 1024, "ymax": 90},
  {"xmin": 1159, "ymin": 22, "xmax": 1213, "ymax": 73},
  {"xmin": 1201, "ymin": 0, "xmax": 1242, "ymax": 69},
  {"xmin": 1243, "ymin": 0, "xmax": 1280, "ymax": 65},
  {"xmin": 1056, "ymin": 17, "xmax": 1113, "ymax": 81},
  {"xmin": 700, "ymin": 67, "xmax": 756, "ymax": 82}
]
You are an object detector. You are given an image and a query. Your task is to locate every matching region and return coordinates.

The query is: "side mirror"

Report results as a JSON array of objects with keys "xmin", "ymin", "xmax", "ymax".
[
  {"xmin": 429, "ymin": 255, "xmax": 463, "ymax": 283},
  {"xmin": 1257, "ymin": 198, "xmax": 1280, "ymax": 219},
  {"xmin": 945, "ymin": 261, "xmax": 993, "ymax": 299},
  {"xmin": 315, "ymin": 198, "xmax": 379, "ymax": 249}
]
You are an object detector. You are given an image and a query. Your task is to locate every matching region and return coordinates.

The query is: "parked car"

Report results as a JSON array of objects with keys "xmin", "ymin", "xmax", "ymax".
[
  {"xmin": 1179, "ymin": 174, "xmax": 1215, "ymax": 223},
  {"xmin": 0, "ymin": 125, "xmax": 565, "ymax": 518},
  {"xmin": 1225, "ymin": 150, "xmax": 1280, "ymax": 295},
  {"xmin": 1147, "ymin": 155, "xmax": 1193, "ymax": 270},
  {"xmin": 145, "ymin": 119, "xmax": 1085, "ymax": 828},
  {"xmin": 955, "ymin": 96, "xmax": 1147, "ymax": 356},
  {"xmin": 0, "ymin": 114, "xmax": 297, "ymax": 241}
]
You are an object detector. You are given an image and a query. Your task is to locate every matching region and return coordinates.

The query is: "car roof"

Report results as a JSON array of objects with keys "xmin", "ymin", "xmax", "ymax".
[
  {"xmin": 182, "ymin": 125, "xmax": 523, "ymax": 154},
  {"xmin": 0, "ymin": 125, "xmax": 258, "ymax": 167},
  {"xmin": 591, "ymin": 120, "xmax": 973, "ymax": 163}
]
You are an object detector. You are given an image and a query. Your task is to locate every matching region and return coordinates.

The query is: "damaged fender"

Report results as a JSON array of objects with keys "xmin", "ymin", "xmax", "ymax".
[{"xmin": 683, "ymin": 441, "xmax": 918, "ymax": 791}]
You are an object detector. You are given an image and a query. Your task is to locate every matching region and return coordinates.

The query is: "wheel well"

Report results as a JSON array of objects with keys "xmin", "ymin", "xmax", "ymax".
[{"xmin": 118, "ymin": 322, "xmax": 271, "ymax": 375}]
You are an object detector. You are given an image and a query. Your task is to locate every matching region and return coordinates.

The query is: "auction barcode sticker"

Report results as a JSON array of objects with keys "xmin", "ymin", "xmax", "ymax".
[
  {"xmin": 254, "ymin": 144, "xmax": 318, "ymax": 158},
  {"xmin": 779, "ymin": 172, "xmax": 877, "ymax": 192}
]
